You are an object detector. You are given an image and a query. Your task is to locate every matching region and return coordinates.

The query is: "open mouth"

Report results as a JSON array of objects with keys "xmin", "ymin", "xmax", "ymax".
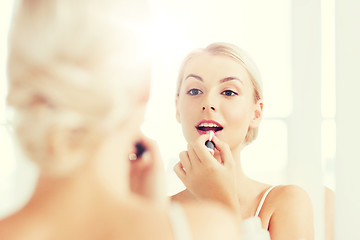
[{"xmin": 196, "ymin": 121, "xmax": 223, "ymax": 133}]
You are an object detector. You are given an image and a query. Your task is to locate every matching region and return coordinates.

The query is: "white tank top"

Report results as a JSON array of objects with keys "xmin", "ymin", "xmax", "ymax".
[
  {"xmin": 168, "ymin": 202, "xmax": 192, "ymax": 240},
  {"xmin": 254, "ymin": 185, "xmax": 278, "ymax": 217},
  {"xmin": 241, "ymin": 186, "xmax": 277, "ymax": 240},
  {"xmin": 167, "ymin": 186, "xmax": 277, "ymax": 240}
]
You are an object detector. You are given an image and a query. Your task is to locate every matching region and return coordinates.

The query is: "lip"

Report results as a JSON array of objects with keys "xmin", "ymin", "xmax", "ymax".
[{"xmin": 195, "ymin": 119, "xmax": 223, "ymax": 135}]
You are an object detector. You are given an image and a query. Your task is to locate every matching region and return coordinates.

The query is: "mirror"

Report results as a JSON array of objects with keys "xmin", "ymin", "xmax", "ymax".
[{"xmin": 0, "ymin": 0, "xmax": 338, "ymax": 239}]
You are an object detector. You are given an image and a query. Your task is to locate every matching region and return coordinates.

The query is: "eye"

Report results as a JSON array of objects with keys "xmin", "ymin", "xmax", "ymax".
[
  {"xmin": 187, "ymin": 88, "xmax": 203, "ymax": 96},
  {"xmin": 221, "ymin": 90, "xmax": 238, "ymax": 96}
]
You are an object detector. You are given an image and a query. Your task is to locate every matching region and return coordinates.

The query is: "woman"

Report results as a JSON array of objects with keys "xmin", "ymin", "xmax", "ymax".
[
  {"xmin": 0, "ymin": 1, "xmax": 240, "ymax": 239},
  {"xmin": 172, "ymin": 42, "xmax": 314, "ymax": 240}
]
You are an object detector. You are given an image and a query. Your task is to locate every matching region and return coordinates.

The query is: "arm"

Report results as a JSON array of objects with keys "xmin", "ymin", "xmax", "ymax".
[{"xmin": 268, "ymin": 185, "xmax": 314, "ymax": 240}]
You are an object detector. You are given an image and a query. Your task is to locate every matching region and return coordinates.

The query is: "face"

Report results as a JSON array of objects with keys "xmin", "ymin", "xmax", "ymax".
[{"xmin": 176, "ymin": 52, "xmax": 262, "ymax": 150}]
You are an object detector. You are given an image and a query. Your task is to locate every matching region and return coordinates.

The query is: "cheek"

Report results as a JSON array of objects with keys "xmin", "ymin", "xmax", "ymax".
[
  {"xmin": 177, "ymin": 97, "xmax": 201, "ymax": 142},
  {"xmin": 178, "ymin": 97, "xmax": 198, "ymax": 123},
  {"xmin": 221, "ymin": 101, "xmax": 253, "ymax": 148},
  {"xmin": 221, "ymin": 101, "xmax": 251, "ymax": 125}
]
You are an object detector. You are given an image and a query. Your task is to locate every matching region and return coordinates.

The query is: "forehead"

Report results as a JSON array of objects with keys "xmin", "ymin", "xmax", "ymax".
[{"xmin": 182, "ymin": 52, "xmax": 251, "ymax": 83}]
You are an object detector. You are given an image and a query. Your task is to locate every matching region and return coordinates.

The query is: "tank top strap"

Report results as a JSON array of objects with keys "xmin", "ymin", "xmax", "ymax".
[
  {"xmin": 168, "ymin": 202, "xmax": 193, "ymax": 240},
  {"xmin": 254, "ymin": 185, "xmax": 278, "ymax": 217}
]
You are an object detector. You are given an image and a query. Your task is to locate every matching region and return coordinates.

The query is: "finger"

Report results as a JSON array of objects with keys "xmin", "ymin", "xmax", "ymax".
[
  {"xmin": 138, "ymin": 136, "xmax": 163, "ymax": 168},
  {"xmin": 187, "ymin": 144, "xmax": 201, "ymax": 166},
  {"xmin": 212, "ymin": 136, "xmax": 234, "ymax": 167},
  {"xmin": 179, "ymin": 151, "xmax": 192, "ymax": 171},
  {"xmin": 129, "ymin": 147, "xmax": 151, "ymax": 172},
  {"xmin": 129, "ymin": 154, "xmax": 149, "ymax": 172},
  {"xmin": 192, "ymin": 135, "xmax": 219, "ymax": 168},
  {"xmin": 173, "ymin": 162, "xmax": 186, "ymax": 181}
]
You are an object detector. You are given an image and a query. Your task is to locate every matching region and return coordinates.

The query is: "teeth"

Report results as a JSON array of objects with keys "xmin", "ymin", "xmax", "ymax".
[{"xmin": 198, "ymin": 122, "xmax": 220, "ymax": 128}]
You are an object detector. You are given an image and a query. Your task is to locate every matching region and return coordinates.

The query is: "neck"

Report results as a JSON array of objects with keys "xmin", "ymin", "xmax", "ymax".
[
  {"xmin": 214, "ymin": 143, "xmax": 247, "ymax": 179},
  {"xmin": 214, "ymin": 143, "xmax": 262, "ymax": 197},
  {"xmin": 27, "ymin": 162, "xmax": 132, "ymax": 219}
]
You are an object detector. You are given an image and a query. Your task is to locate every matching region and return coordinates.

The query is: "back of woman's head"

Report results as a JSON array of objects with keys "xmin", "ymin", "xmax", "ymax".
[{"xmin": 6, "ymin": 0, "xmax": 151, "ymax": 175}]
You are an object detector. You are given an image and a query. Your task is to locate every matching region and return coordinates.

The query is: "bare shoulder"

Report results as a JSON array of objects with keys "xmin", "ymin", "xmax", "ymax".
[
  {"xmin": 171, "ymin": 189, "xmax": 196, "ymax": 202},
  {"xmin": 0, "ymin": 218, "xmax": 16, "ymax": 240},
  {"xmin": 261, "ymin": 185, "xmax": 312, "ymax": 216},
  {"xmin": 267, "ymin": 185, "xmax": 314, "ymax": 240},
  {"xmin": 137, "ymin": 200, "xmax": 240, "ymax": 240},
  {"xmin": 269, "ymin": 185, "xmax": 313, "ymax": 220},
  {"xmin": 116, "ymin": 203, "xmax": 173, "ymax": 240},
  {"xmin": 0, "ymin": 201, "xmax": 173, "ymax": 240},
  {"xmin": 181, "ymin": 201, "xmax": 240, "ymax": 240},
  {"xmin": 271, "ymin": 185, "xmax": 312, "ymax": 206},
  {"xmin": 0, "ymin": 212, "xmax": 39, "ymax": 240}
]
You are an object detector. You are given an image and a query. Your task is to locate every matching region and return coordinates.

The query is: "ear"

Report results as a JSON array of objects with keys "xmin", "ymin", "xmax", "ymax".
[
  {"xmin": 175, "ymin": 96, "xmax": 181, "ymax": 123},
  {"xmin": 47, "ymin": 126, "xmax": 90, "ymax": 175},
  {"xmin": 249, "ymin": 99, "xmax": 263, "ymax": 128}
]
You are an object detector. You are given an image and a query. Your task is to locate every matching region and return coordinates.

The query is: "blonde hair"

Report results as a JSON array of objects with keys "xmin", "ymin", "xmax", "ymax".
[
  {"xmin": 176, "ymin": 42, "xmax": 263, "ymax": 145},
  {"xmin": 6, "ymin": 0, "xmax": 150, "ymax": 175}
]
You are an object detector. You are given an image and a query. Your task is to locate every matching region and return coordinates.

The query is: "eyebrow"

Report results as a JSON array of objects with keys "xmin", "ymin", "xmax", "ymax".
[
  {"xmin": 185, "ymin": 74, "xmax": 203, "ymax": 81},
  {"xmin": 220, "ymin": 76, "xmax": 243, "ymax": 85},
  {"xmin": 185, "ymin": 74, "xmax": 243, "ymax": 85}
]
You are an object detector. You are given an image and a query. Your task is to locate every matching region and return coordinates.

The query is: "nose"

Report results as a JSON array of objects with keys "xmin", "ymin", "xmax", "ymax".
[
  {"xmin": 202, "ymin": 106, "xmax": 216, "ymax": 111},
  {"xmin": 202, "ymin": 93, "xmax": 217, "ymax": 112}
]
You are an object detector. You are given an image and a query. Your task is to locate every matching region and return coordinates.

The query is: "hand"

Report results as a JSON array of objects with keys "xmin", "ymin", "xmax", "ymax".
[
  {"xmin": 129, "ymin": 136, "xmax": 167, "ymax": 205},
  {"xmin": 174, "ymin": 134, "xmax": 239, "ymax": 212}
]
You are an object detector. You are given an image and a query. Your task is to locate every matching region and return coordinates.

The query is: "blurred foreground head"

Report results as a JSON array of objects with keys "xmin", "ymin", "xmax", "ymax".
[{"xmin": 7, "ymin": 0, "xmax": 152, "ymax": 176}]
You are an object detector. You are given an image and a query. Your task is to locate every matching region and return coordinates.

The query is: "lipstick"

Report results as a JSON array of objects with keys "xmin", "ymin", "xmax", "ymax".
[
  {"xmin": 205, "ymin": 130, "xmax": 215, "ymax": 155},
  {"xmin": 129, "ymin": 142, "xmax": 147, "ymax": 161}
]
